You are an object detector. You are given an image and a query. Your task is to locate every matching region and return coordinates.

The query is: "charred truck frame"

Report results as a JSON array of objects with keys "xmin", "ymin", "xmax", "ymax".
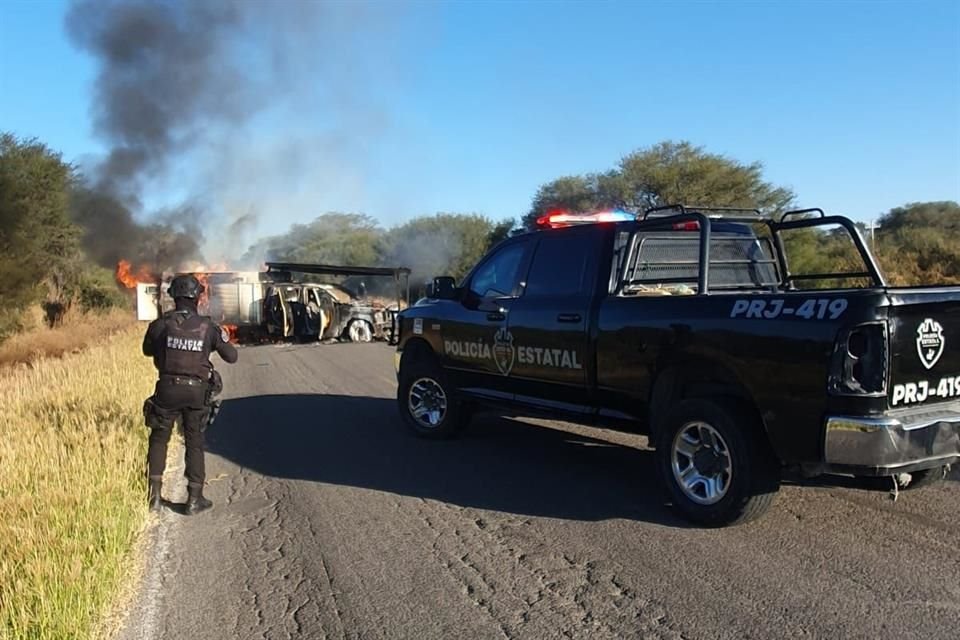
[
  {"xmin": 137, "ymin": 263, "xmax": 411, "ymax": 344},
  {"xmin": 263, "ymin": 262, "xmax": 411, "ymax": 343}
]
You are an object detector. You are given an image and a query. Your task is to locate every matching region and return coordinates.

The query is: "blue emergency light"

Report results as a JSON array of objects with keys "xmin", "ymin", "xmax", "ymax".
[{"xmin": 536, "ymin": 209, "xmax": 636, "ymax": 228}]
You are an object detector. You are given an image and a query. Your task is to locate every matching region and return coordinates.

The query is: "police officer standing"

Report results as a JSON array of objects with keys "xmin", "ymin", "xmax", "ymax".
[{"xmin": 142, "ymin": 274, "xmax": 238, "ymax": 515}]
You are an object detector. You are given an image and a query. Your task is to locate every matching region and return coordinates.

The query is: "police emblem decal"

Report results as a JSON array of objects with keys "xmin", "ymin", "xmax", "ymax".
[
  {"xmin": 493, "ymin": 327, "xmax": 515, "ymax": 376},
  {"xmin": 916, "ymin": 318, "xmax": 945, "ymax": 370}
]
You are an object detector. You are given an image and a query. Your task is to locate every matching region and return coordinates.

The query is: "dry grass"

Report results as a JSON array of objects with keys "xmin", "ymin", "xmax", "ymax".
[
  {"xmin": 0, "ymin": 307, "xmax": 136, "ymax": 368},
  {"xmin": 0, "ymin": 327, "xmax": 155, "ymax": 639}
]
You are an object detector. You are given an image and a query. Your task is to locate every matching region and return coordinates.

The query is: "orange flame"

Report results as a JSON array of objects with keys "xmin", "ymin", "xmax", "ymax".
[
  {"xmin": 193, "ymin": 271, "xmax": 211, "ymax": 310},
  {"xmin": 116, "ymin": 260, "xmax": 154, "ymax": 289},
  {"xmin": 222, "ymin": 323, "xmax": 239, "ymax": 343},
  {"xmin": 188, "ymin": 265, "xmax": 230, "ymax": 309}
]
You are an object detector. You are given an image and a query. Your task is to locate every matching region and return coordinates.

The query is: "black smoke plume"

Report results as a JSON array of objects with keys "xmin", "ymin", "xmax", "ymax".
[
  {"xmin": 65, "ymin": 0, "xmax": 401, "ymax": 273},
  {"xmin": 66, "ymin": 1, "xmax": 250, "ymax": 198},
  {"xmin": 64, "ymin": 0, "xmax": 253, "ymax": 269}
]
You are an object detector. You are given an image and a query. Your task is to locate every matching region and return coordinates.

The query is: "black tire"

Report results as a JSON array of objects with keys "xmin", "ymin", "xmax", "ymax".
[
  {"xmin": 655, "ymin": 399, "xmax": 781, "ymax": 527},
  {"xmin": 397, "ymin": 356, "xmax": 467, "ymax": 439},
  {"xmin": 900, "ymin": 466, "xmax": 949, "ymax": 490}
]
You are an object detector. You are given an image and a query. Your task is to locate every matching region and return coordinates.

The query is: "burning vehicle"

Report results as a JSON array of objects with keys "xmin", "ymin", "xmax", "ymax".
[
  {"xmin": 261, "ymin": 263, "xmax": 411, "ymax": 342},
  {"xmin": 121, "ymin": 261, "xmax": 410, "ymax": 344}
]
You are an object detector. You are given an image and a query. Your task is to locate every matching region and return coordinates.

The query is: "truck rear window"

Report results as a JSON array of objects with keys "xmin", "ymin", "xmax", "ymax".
[{"xmin": 621, "ymin": 233, "xmax": 779, "ymax": 294}]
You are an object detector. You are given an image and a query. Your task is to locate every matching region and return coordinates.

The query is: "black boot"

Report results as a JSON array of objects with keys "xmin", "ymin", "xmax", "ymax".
[
  {"xmin": 185, "ymin": 485, "xmax": 212, "ymax": 515},
  {"xmin": 148, "ymin": 479, "xmax": 163, "ymax": 512}
]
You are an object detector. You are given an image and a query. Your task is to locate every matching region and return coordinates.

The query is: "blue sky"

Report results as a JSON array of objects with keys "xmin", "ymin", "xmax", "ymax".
[{"xmin": 2, "ymin": 0, "xmax": 958, "ymax": 238}]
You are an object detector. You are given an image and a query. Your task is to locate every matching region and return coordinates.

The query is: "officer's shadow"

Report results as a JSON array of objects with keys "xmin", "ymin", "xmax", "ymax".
[
  {"xmin": 205, "ymin": 393, "xmax": 691, "ymax": 527},
  {"xmin": 159, "ymin": 498, "xmax": 188, "ymax": 515}
]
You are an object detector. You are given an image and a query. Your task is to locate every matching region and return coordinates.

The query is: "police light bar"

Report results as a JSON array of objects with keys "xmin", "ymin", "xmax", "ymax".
[{"xmin": 536, "ymin": 209, "xmax": 635, "ymax": 228}]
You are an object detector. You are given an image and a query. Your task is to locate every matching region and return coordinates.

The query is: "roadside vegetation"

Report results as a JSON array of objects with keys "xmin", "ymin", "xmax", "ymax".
[
  {"xmin": 0, "ymin": 133, "xmax": 129, "ymax": 346},
  {"xmin": 0, "ymin": 327, "xmax": 155, "ymax": 640},
  {"xmin": 0, "ymin": 306, "xmax": 134, "ymax": 368}
]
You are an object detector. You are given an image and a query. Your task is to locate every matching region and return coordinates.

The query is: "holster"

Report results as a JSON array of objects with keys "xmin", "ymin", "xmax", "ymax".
[
  {"xmin": 207, "ymin": 369, "xmax": 223, "ymax": 397},
  {"xmin": 204, "ymin": 369, "xmax": 224, "ymax": 430},
  {"xmin": 143, "ymin": 396, "xmax": 177, "ymax": 430}
]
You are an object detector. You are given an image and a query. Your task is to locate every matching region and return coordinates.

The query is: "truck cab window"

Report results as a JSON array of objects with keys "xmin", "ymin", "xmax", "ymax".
[
  {"xmin": 469, "ymin": 242, "xmax": 526, "ymax": 299},
  {"xmin": 526, "ymin": 233, "xmax": 591, "ymax": 296}
]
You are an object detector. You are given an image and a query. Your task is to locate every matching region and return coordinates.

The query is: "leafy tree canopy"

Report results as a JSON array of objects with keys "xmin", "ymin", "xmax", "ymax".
[
  {"xmin": 524, "ymin": 141, "xmax": 795, "ymax": 229},
  {"xmin": 874, "ymin": 201, "xmax": 960, "ymax": 284},
  {"xmin": 0, "ymin": 134, "xmax": 82, "ymax": 330}
]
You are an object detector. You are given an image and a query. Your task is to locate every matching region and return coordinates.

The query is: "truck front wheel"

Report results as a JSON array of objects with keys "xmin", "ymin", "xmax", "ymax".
[
  {"xmin": 347, "ymin": 320, "xmax": 373, "ymax": 343},
  {"xmin": 397, "ymin": 358, "xmax": 467, "ymax": 439},
  {"xmin": 655, "ymin": 399, "xmax": 780, "ymax": 527}
]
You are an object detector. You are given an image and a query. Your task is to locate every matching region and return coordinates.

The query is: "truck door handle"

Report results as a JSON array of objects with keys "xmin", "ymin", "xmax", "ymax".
[
  {"xmin": 487, "ymin": 312, "xmax": 505, "ymax": 322},
  {"xmin": 557, "ymin": 313, "xmax": 582, "ymax": 323}
]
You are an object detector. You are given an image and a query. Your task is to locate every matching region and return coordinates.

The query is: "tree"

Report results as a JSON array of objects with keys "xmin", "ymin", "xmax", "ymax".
[
  {"xmin": 526, "ymin": 175, "xmax": 613, "ymax": 227},
  {"xmin": 486, "ymin": 218, "xmax": 516, "ymax": 248},
  {"xmin": 613, "ymin": 141, "xmax": 795, "ymax": 212},
  {"xmin": 874, "ymin": 201, "xmax": 960, "ymax": 285},
  {"xmin": 523, "ymin": 141, "xmax": 795, "ymax": 229},
  {"xmin": 244, "ymin": 212, "xmax": 514, "ymax": 295},
  {"xmin": 380, "ymin": 213, "xmax": 498, "ymax": 284},
  {"xmin": 779, "ymin": 224, "xmax": 871, "ymax": 289},
  {"xmin": 877, "ymin": 201, "xmax": 960, "ymax": 234},
  {"xmin": 244, "ymin": 212, "xmax": 383, "ymax": 266},
  {"xmin": 0, "ymin": 133, "xmax": 82, "ymax": 332}
]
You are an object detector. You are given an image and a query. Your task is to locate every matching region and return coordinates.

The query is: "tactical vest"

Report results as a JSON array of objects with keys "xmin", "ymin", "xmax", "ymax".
[{"xmin": 158, "ymin": 310, "xmax": 213, "ymax": 379}]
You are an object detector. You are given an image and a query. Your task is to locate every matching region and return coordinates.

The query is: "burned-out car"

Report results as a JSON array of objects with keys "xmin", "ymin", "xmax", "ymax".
[
  {"xmin": 263, "ymin": 262, "xmax": 411, "ymax": 343},
  {"xmin": 262, "ymin": 282, "xmax": 330, "ymax": 340}
]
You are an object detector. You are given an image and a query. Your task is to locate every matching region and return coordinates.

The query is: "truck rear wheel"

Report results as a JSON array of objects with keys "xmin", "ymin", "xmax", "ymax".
[
  {"xmin": 655, "ymin": 399, "xmax": 780, "ymax": 527},
  {"xmin": 397, "ymin": 358, "xmax": 466, "ymax": 439}
]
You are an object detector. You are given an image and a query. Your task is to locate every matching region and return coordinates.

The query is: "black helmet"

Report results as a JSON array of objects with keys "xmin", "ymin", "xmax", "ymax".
[{"xmin": 168, "ymin": 274, "xmax": 204, "ymax": 299}]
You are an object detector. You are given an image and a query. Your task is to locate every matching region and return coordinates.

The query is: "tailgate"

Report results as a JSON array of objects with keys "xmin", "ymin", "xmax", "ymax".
[{"xmin": 888, "ymin": 287, "xmax": 960, "ymax": 408}]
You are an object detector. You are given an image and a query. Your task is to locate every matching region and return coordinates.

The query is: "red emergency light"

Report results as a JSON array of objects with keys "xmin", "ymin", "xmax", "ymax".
[{"xmin": 536, "ymin": 209, "xmax": 635, "ymax": 229}]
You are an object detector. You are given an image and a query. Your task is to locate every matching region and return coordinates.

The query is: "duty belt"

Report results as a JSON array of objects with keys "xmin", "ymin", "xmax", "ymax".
[{"xmin": 160, "ymin": 375, "xmax": 205, "ymax": 387}]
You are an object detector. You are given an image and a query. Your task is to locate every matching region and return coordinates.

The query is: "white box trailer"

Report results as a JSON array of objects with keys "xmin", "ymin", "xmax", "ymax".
[
  {"xmin": 136, "ymin": 282, "xmax": 161, "ymax": 322},
  {"xmin": 137, "ymin": 271, "xmax": 267, "ymax": 328},
  {"xmin": 206, "ymin": 275, "xmax": 265, "ymax": 325}
]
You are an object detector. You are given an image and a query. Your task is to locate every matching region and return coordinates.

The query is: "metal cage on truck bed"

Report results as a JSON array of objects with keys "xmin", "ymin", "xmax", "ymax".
[{"xmin": 626, "ymin": 205, "xmax": 887, "ymax": 294}]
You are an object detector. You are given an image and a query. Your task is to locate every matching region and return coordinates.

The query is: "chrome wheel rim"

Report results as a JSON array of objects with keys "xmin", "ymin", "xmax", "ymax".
[
  {"xmin": 671, "ymin": 421, "xmax": 732, "ymax": 505},
  {"xmin": 408, "ymin": 377, "xmax": 447, "ymax": 428}
]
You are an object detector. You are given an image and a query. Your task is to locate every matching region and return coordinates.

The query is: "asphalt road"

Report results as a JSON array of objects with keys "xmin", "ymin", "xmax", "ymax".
[{"xmin": 118, "ymin": 342, "xmax": 960, "ymax": 640}]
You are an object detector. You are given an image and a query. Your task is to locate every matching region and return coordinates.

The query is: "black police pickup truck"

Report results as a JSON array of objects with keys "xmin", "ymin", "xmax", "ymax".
[{"xmin": 394, "ymin": 205, "xmax": 960, "ymax": 526}]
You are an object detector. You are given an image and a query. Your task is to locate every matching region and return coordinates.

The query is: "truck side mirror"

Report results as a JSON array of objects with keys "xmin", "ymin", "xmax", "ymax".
[{"xmin": 428, "ymin": 276, "xmax": 457, "ymax": 300}]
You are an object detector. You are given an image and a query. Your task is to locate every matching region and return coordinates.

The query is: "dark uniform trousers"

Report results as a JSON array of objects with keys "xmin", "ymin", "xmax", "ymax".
[{"xmin": 147, "ymin": 377, "xmax": 210, "ymax": 489}]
